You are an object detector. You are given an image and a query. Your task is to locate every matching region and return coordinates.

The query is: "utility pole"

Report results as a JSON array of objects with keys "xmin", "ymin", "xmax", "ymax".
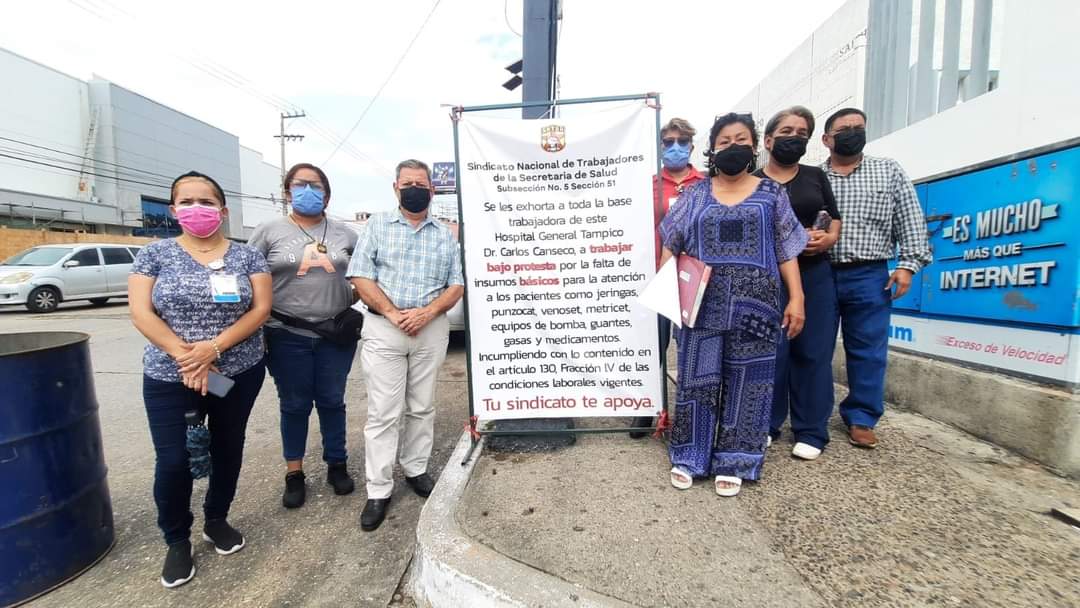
[
  {"xmin": 521, "ymin": 0, "xmax": 559, "ymax": 119},
  {"xmin": 489, "ymin": 0, "xmax": 570, "ymax": 451},
  {"xmin": 274, "ymin": 110, "xmax": 306, "ymax": 215}
]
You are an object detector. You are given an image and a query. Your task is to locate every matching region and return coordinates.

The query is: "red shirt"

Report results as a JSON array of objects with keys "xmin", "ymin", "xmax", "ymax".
[{"xmin": 653, "ymin": 165, "xmax": 705, "ymax": 269}]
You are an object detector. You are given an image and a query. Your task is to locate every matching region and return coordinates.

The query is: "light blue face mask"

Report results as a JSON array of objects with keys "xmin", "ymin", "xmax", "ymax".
[
  {"xmin": 290, "ymin": 185, "xmax": 325, "ymax": 216},
  {"xmin": 662, "ymin": 142, "xmax": 691, "ymax": 170}
]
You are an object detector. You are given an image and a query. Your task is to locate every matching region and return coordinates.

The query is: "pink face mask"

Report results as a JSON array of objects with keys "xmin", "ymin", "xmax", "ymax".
[{"xmin": 175, "ymin": 205, "xmax": 223, "ymax": 238}]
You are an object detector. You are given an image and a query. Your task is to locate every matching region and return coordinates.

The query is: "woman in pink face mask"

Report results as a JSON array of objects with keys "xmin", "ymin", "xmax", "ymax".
[{"xmin": 127, "ymin": 171, "xmax": 272, "ymax": 589}]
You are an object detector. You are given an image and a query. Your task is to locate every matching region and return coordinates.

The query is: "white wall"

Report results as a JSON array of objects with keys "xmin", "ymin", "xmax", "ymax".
[
  {"xmin": 239, "ymin": 145, "xmax": 283, "ymax": 231},
  {"xmin": 91, "ymin": 80, "xmax": 247, "ymax": 238},
  {"xmin": 867, "ymin": 0, "xmax": 1080, "ymax": 180},
  {"xmin": 0, "ymin": 49, "xmax": 88, "ymax": 200},
  {"xmin": 734, "ymin": 0, "xmax": 869, "ymax": 166}
]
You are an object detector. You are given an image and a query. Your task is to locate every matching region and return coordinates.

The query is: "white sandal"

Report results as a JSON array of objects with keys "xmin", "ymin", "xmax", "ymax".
[
  {"xmin": 714, "ymin": 475, "xmax": 742, "ymax": 497},
  {"xmin": 670, "ymin": 466, "xmax": 693, "ymax": 490}
]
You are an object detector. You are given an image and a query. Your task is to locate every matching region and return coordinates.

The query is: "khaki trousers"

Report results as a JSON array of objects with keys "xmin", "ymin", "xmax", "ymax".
[{"xmin": 360, "ymin": 312, "xmax": 449, "ymax": 499}]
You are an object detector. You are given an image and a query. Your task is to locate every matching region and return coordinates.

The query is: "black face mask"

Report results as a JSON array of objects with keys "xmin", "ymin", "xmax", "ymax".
[
  {"xmin": 832, "ymin": 128, "xmax": 867, "ymax": 156},
  {"xmin": 708, "ymin": 144, "xmax": 755, "ymax": 176},
  {"xmin": 399, "ymin": 186, "xmax": 432, "ymax": 213},
  {"xmin": 770, "ymin": 136, "xmax": 808, "ymax": 165}
]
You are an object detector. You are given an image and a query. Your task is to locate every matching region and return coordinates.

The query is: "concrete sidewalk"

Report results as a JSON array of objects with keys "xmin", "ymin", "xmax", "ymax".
[
  {"xmin": 415, "ymin": 390, "xmax": 1080, "ymax": 607},
  {"xmin": 2, "ymin": 304, "xmax": 469, "ymax": 608}
]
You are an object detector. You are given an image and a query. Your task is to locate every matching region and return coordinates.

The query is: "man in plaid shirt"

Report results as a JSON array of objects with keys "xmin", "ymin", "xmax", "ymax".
[
  {"xmin": 820, "ymin": 108, "xmax": 931, "ymax": 449},
  {"xmin": 348, "ymin": 159, "xmax": 464, "ymax": 531}
]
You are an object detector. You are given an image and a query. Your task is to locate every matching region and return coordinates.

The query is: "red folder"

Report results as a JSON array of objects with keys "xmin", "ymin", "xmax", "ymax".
[{"xmin": 677, "ymin": 254, "xmax": 711, "ymax": 328}]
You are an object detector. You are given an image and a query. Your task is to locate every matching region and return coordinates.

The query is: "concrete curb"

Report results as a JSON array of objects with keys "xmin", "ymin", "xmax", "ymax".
[
  {"xmin": 409, "ymin": 432, "xmax": 634, "ymax": 608},
  {"xmin": 835, "ymin": 347, "xmax": 1080, "ymax": 477}
]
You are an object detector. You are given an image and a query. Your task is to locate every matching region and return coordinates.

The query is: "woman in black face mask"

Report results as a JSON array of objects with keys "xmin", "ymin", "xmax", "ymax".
[
  {"xmin": 658, "ymin": 112, "xmax": 809, "ymax": 497},
  {"xmin": 755, "ymin": 107, "xmax": 842, "ymax": 463}
]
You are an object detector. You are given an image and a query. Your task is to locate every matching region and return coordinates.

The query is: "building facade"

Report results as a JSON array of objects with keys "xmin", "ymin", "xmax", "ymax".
[
  {"xmin": 0, "ymin": 48, "xmax": 280, "ymax": 240},
  {"xmin": 735, "ymin": 0, "xmax": 1080, "ymax": 475}
]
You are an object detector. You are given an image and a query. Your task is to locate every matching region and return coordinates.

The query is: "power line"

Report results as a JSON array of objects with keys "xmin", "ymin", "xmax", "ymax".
[
  {"xmin": 505, "ymin": 0, "xmax": 522, "ymax": 37},
  {"xmin": 0, "ymin": 135, "xmax": 277, "ymax": 201},
  {"xmin": 0, "ymin": 135, "xmax": 178, "ymax": 183},
  {"xmin": 324, "ymin": 0, "xmax": 444, "ymax": 165},
  {"xmin": 55, "ymin": 2, "xmax": 386, "ymax": 178},
  {"xmin": 0, "ymin": 148, "xmax": 279, "ymax": 203}
]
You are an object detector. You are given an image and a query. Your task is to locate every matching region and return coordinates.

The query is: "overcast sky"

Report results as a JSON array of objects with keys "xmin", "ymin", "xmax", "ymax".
[{"xmin": 3, "ymin": 0, "xmax": 847, "ymax": 216}]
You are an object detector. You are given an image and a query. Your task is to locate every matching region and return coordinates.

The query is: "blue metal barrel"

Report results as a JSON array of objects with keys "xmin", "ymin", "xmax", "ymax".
[{"xmin": 0, "ymin": 332, "xmax": 114, "ymax": 607}]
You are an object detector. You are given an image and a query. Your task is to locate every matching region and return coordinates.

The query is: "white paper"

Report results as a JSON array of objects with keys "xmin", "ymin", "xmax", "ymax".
[{"xmin": 636, "ymin": 256, "xmax": 682, "ymax": 328}]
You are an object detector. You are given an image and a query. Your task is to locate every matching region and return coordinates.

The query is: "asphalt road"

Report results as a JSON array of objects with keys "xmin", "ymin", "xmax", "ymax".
[{"xmin": 1, "ymin": 300, "xmax": 469, "ymax": 608}]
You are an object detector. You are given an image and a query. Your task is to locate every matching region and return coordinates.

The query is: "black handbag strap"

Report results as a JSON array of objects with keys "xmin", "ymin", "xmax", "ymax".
[{"xmin": 270, "ymin": 310, "xmax": 321, "ymax": 331}]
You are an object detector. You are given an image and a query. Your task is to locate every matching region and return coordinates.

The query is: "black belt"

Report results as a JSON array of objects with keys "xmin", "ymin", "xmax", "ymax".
[{"xmin": 831, "ymin": 259, "xmax": 887, "ymax": 269}]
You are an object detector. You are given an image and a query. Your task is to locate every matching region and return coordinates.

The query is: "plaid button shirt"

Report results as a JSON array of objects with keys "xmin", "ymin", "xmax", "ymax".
[
  {"xmin": 821, "ymin": 155, "xmax": 932, "ymax": 273},
  {"xmin": 347, "ymin": 210, "xmax": 464, "ymax": 309}
]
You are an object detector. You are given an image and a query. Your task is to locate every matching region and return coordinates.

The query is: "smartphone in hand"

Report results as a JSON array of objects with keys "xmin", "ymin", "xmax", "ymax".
[
  {"xmin": 207, "ymin": 371, "xmax": 235, "ymax": 398},
  {"xmin": 812, "ymin": 210, "xmax": 832, "ymax": 231}
]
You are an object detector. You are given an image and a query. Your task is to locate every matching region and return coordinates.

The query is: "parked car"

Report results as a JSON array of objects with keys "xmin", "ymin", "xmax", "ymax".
[{"xmin": 0, "ymin": 243, "xmax": 142, "ymax": 313}]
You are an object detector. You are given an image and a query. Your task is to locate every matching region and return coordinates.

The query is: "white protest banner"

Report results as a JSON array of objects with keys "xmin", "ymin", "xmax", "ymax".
[{"xmin": 458, "ymin": 103, "xmax": 663, "ymax": 421}]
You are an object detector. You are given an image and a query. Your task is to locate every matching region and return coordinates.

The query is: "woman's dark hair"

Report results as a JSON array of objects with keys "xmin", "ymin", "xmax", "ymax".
[
  {"xmin": 764, "ymin": 106, "xmax": 816, "ymax": 137},
  {"xmin": 706, "ymin": 113, "xmax": 759, "ymax": 175},
  {"xmin": 170, "ymin": 171, "xmax": 227, "ymax": 207},
  {"xmin": 284, "ymin": 163, "xmax": 331, "ymax": 202},
  {"xmin": 708, "ymin": 113, "xmax": 759, "ymax": 150}
]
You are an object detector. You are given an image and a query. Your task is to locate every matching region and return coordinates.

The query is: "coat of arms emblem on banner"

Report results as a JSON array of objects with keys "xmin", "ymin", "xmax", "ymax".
[{"xmin": 541, "ymin": 125, "xmax": 566, "ymax": 152}]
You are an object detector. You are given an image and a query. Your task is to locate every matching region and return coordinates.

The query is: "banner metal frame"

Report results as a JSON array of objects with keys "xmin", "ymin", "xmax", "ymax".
[{"xmin": 450, "ymin": 92, "xmax": 668, "ymax": 465}]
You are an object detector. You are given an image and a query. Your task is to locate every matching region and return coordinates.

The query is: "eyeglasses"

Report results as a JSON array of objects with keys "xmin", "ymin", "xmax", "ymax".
[
  {"xmin": 290, "ymin": 179, "xmax": 325, "ymax": 192},
  {"xmin": 661, "ymin": 137, "xmax": 692, "ymax": 148}
]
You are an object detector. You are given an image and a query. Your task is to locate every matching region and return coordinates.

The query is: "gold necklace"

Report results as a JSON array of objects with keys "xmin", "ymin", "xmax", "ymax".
[
  {"xmin": 182, "ymin": 235, "xmax": 226, "ymax": 253},
  {"xmin": 291, "ymin": 215, "xmax": 329, "ymax": 253}
]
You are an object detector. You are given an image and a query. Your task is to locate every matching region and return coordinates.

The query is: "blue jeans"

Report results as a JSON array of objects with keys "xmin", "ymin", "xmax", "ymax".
[
  {"xmin": 265, "ymin": 326, "xmax": 358, "ymax": 463},
  {"xmin": 771, "ymin": 258, "xmax": 839, "ymax": 449},
  {"xmin": 833, "ymin": 262, "xmax": 891, "ymax": 428},
  {"xmin": 143, "ymin": 360, "xmax": 265, "ymax": 545}
]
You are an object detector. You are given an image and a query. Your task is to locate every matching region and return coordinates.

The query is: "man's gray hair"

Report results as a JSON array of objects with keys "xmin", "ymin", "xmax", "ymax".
[{"xmin": 395, "ymin": 159, "xmax": 431, "ymax": 181}]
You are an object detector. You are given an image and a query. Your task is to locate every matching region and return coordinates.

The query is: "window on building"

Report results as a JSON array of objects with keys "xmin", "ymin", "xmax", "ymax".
[
  {"xmin": 102, "ymin": 247, "xmax": 133, "ymax": 265},
  {"xmin": 866, "ymin": 0, "xmax": 1004, "ymax": 140},
  {"xmin": 135, "ymin": 198, "xmax": 181, "ymax": 238}
]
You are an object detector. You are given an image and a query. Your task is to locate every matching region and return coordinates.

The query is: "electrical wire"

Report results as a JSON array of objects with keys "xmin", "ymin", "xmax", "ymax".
[
  {"xmin": 56, "ymin": 1, "xmax": 386, "ymax": 178},
  {"xmin": 0, "ymin": 133, "xmax": 287, "ymax": 204},
  {"xmin": 0, "ymin": 135, "xmax": 181, "ymax": 183},
  {"xmin": 323, "ymin": 0, "xmax": 444, "ymax": 165},
  {"xmin": 0, "ymin": 148, "xmax": 280, "ymax": 204},
  {"xmin": 504, "ymin": 0, "xmax": 522, "ymax": 37}
]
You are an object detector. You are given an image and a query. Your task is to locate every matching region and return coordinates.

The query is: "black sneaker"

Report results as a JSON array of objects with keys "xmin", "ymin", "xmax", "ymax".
[
  {"xmin": 326, "ymin": 462, "xmax": 355, "ymax": 495},
  {"xmin": 283, "ymin": 470, "xmax": 306, "ymax": 509},
  {"xmin": 202, "ymin": 519, "xmax": 245, "ymax": 555},
  {"xmin": 160, "ymin": 540, "xmax": 195, "ymax": 589}
]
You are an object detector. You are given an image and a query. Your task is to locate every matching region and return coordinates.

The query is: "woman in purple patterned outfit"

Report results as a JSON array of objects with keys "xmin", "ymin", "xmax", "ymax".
[
  {"xmin": 659, "ymin": 113, "xmax": 808, "ymax": 497},
  {"xmin": 128, "ymin": 172, "xmax": 271, "ymax": 588}
]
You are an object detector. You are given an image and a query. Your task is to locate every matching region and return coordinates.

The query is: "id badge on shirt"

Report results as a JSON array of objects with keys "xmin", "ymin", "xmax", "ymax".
[{"xmin": 210, "ymin": 274, "xmax": 240, "ymax": 303}]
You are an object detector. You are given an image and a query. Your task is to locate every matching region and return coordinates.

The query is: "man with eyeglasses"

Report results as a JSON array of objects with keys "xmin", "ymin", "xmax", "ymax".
[
  {"xmin": 820, "ymin": 108, "xmax": 931, "ymax": 450},
  {"xmin": 347, "ymin": 159, "xmax": 464, "ymax": 531},
  {"xmin": 630, "ymin": 117, "xmax": 706, "ymax": 438}
]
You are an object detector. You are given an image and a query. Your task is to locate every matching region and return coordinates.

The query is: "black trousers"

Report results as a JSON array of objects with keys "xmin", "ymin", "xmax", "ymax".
[{"xmin": 142, "ymin": 360, "xmax": 265, "ymax": 545}]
